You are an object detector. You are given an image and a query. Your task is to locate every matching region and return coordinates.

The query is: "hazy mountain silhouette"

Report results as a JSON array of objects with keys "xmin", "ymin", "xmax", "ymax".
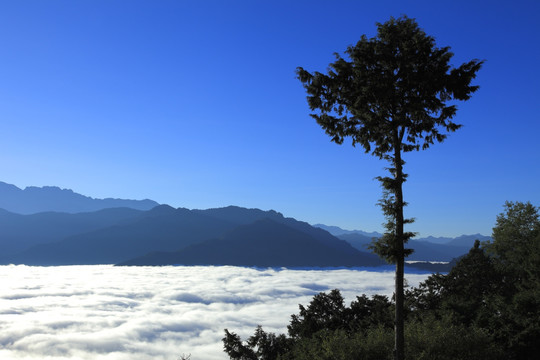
[
  {"xmin": 445, "ymin": 234, "xmax": 492, "ymax": 247},
  {"xmin": 336, "ymin": 233, "xmax": 465, "ymax": 262},
  {"xmin": 200, "ymin": 206, "xmax": 365, "ymax": 256},
  {"xmin": 318, "ymin": 224, "xmax": 491, "ymax": 262},
  {"xmin": 313, "ymin": 224, "xmax": 383, "ymax": 238},
  {"xmin": 0, "ymin": 181, "xmax": 489, "ymax": 268},
  {"xmin": 6, "ymin": 205, "xmax": 238, "ymax": 265},
  {"xmin": 0, "ymin": 181, "xmax": 158, "ymax": 214},
  {"xmin": 5, "ymin": 205, "xmax": 384, "ymax": 267},
  {"xmin": 0, "ymin": 207, "xmax": 145, "ymax": 261},
  {"xmin": 193, "ymin": 206, "xmax": 285, "ymax": 225},
  {"xmin": 118, "ymin": 218, "xmax": 384, "ymax": 267},
  {"xmin": 412, "ymin": 235, "xmax": 455, "ymax": 244}
]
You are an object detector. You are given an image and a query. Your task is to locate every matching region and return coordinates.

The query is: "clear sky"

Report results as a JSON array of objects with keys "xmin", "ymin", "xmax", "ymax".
[{"xmin": 1, "ymin": 0, "xmax": 538, "ymax": 237}]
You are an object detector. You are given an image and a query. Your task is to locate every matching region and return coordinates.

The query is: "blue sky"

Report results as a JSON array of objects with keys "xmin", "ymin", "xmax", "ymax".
[{"xmin": 1, "ymin": 0, "xmax": 538, "ymax": 237}]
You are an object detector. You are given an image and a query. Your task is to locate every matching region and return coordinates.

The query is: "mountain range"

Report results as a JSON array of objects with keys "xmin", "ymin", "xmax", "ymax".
[
  {"xmin": 0, "ymin": 181, "xmax": 489, "ymax": 269},
  {"xmin": 314, "ymin": 224, "xmax": 492, "ymax": 262},
  {"xmin": 1, "ymin": 205, "xmax": 383, "ymax": 268},
  {"xmin": 0, "ymin": 181, "xmax": 158, "ymax": 214}
]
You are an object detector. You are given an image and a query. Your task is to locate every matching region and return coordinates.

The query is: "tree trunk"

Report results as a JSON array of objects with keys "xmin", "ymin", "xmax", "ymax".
[
  {"xmin": 395, "ymin": 251, "xmax": 405, "ymax": 360},
  {"xmin": 394, "ymin": 135, "xmax": 405, "ymax": 360}
]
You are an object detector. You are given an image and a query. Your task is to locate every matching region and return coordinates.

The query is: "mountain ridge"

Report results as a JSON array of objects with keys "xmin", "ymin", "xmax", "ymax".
[
  {"xmin": 314, "ymin": 224, "xmax": 491, "ymax": 244},
  {"xmin": 0, "ymin": 181, "xmax": 159, "ymax": 214},
  {"xmin": 3, "ymin": 205, "xmax": 385, "ymax": 268},
  {"xmin": 0, "ymin": 181, "xmax": 487, "ymax": 268},
  {"xmin": 117, "ymin": 218, "xmax": 383, "ymax": 267},
  {"xmin": 314, "ymin": 224, "xmax": 492, "ymax": 262}
]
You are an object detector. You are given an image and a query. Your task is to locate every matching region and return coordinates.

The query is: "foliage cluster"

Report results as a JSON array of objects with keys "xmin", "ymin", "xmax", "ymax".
[{"xmin": 223, "ymin": 201, "xmax": 540, "ymax": 360}]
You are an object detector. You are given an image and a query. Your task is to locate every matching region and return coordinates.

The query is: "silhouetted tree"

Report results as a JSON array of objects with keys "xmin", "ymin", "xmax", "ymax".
[
  {"xmin": 445, "ymin": 241, "xmax": 501, "ymax": 325},
  {"xmin": 288, "ymin": 289, "xmax": 348, "ymax": 339},
  {"xmin": 224, "ymin": 287, "xmax": 502, "ymax": 360},
  {"xmin": 485, "ymin": 201, "xmax": 540, "ymax": 359},
  {"xmin": 296, "ymin": 16, "xmax": 482, "ymax": 360},
  {"xmin": 406, "ymin": 201, "xmax": 539, "ymax": 359},
  {"xmin": 486, "ymin": 201, "xmax": 540, "ymax": 282},
  {"xmin": 223, "ymin": 326, "xmax": 292, "ymax": 360}
]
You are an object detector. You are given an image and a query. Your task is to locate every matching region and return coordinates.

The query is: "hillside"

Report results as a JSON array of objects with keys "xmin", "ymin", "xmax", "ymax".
[
  {"xmin": 5, "ymin": 205, "xmax": 236, "ymax": 265},
  {"xmin": 118, "ymin": 218, "xmax": 384, "ymax": 267}
]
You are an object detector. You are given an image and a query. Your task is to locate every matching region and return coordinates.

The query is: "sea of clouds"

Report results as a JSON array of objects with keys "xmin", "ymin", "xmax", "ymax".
[{"xmin": 0, "ymin": 265, "xmax": 430, "ymax": 360}]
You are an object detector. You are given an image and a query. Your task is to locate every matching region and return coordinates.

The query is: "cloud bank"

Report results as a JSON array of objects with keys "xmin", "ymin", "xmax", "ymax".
[{"xmin": 0, "ymin": 265, "xmax": 430, "ymax": 360}]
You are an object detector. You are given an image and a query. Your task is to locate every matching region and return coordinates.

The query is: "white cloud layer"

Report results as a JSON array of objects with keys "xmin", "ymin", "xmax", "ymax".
[{"xmin": 0, "ymin": 265, "xmax": 430, "ymax": 360}]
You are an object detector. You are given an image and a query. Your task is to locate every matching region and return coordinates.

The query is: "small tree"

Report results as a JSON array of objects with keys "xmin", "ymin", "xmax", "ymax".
[
  {"xmin": 487, "ymin": 201, "xmax": 540, "ymax": 280},
  {"xmin": 485, "ymin": 201, "xmax": 540, "ymax": 359},
  {"xmin": 297, "ymin": 16, "xmax": 482, "ymax": 360}
]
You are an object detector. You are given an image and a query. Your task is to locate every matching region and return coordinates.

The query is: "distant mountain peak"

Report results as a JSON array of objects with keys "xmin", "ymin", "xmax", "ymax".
[
  {"xmin": 0, "ymin": 181, "xmax": 21, "ymax": 191},
  {"xmin": 313, "ymin": 223, "xmax": 382, "ymax": 238},
  {"xmin": 0, "ymin": 181, "xmax": 159, "ymax": 215},
  {"xmin": 26, "ymin": 185, "xmax": 73, "ymax": 193},
  {"xmin": 204, "ymin": 205, "xmax": 283, "ymax": 216}
]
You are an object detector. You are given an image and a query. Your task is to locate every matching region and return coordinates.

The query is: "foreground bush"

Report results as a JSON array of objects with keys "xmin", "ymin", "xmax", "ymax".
[{"xmin": 223, "ymin": 201, "xmax": 539, "ymax": 360}]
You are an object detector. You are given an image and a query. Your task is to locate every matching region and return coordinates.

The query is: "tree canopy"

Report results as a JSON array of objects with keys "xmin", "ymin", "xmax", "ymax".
[{"xmin": 296, "ymin": 16, "xmax": 483, "ymax": 158}]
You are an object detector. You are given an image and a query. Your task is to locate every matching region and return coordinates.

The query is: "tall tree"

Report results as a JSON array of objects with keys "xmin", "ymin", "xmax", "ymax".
[{"xmin": 296, "ymin": 16, "xmax": 482, "ymax": 360}]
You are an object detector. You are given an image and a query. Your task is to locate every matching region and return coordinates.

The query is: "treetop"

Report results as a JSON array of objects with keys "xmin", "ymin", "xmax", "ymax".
[{"xmin": 297, "ymin": 15, "xmax": 484, "ymax": 159}]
